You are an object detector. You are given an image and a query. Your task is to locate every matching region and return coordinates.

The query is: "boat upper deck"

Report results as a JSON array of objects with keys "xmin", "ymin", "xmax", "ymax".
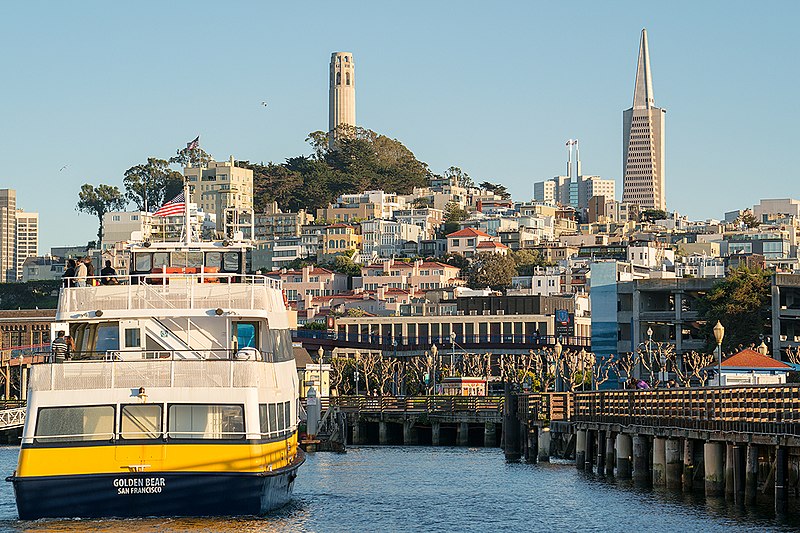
[{"xmin": 58, "ymin": 273, "xmax": 285, "ymax": 319}]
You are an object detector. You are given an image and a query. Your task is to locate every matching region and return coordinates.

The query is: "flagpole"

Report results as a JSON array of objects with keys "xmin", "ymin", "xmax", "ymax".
[{"xmin": 184, "ymin": 179, "xmax": 191, "ymax": 245}]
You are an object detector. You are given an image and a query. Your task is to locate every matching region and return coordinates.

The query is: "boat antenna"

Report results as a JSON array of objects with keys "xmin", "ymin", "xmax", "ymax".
[{"xmin": 184, "ymin": 179, "xmax": 192, "ymax": 245}]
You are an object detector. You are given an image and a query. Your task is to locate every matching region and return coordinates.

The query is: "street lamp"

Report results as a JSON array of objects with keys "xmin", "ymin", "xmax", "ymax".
[
  {"xmin": 713, "ymin": 320, "xmax": 725, "ymax": 386},
  {"xmin": 449, "ymin": 331, "xmax": 457, "ymax": 372},
  {"xmin": 554, "ymin": 338, "xmax": 563, "ymax": 392},
  {"xmin": 317, "ymin": 346, "xmax": 324, "ymax": 397},
  {"xmin": 431, "ymin": 344, "xmax": 438, "ymax": 395},
  {"xmin": 354, "ymin": 351, "xmax": 360, "ymax": 396},
  {"xmin": 646, "ymin": 326, "xmax": 653, "ymax": 383},
  {"xmin": 579, "ymin": 347, "xmax": 587, "ymax": 392}
]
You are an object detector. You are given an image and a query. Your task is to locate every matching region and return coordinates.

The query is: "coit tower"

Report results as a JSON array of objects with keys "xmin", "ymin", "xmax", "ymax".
[
  {"xmin": 621, "ymin": 29, "xmax": 666, "ymax": 211},
  {"xmin": 329, "ymin": 51, "xmax": 356, "ymax": 146}
]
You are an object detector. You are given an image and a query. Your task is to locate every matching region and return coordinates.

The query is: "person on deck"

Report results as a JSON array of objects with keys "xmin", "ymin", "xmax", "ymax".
[
  {"xmin": 51, "ymin": 331, "xmax": 69, "ymax": 363},
  {"xmin": 100, "ymin": 260, "xmax": 118, "ymax": 285},
  {"xmin": 62, "ymin": 259, "xmax": 76, "ymax": 288}
]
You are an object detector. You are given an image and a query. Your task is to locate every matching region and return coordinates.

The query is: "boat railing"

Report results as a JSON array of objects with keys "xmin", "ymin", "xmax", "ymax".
[
  {"xmin": 30, "ymin": 359, "xmax": 292, "ymax": 392},
  {"xmin": 57, "ymin": 273, "xmax": 285, "ymax": 315},
  {"xmin": 54, "ymin": 348, "xmax": 276, "ymax": 362}
]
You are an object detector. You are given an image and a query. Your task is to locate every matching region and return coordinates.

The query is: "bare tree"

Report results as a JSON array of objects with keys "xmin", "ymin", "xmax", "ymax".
[
  {"xmin": 359, "ymin": 352, "xmax": 381, "ymax": 395},
  {"xmin": 786, "ymin": 346, "xmax": 800, "ymax": 366},
  {"xmin": 462, "ymin": 352, "xmax": 489, "ymax": 378},
  {"xmin": 638, "ymin": 342, "xmax": 675, "ymax": 388},
  {"xmin": 530, "ymin": 348, "xmax": 557, "ymax": 392},
  {"xmin": 501, "ymin": 351, "xmax": 537, "ymax": 389},
  {"xmin": 593, "ymin": 353, "xmax": 615, "ymax": 389},
  {"xmin": 674, "ymin": 351, "xmax": 716, "ymax": 386},
  {"xmin": 408, "ymin": 354, "xmax": 432, "ymax": 395},
  {"xmin": 378, "ymin": 357, "xmax": 401, "ymax": 396}
]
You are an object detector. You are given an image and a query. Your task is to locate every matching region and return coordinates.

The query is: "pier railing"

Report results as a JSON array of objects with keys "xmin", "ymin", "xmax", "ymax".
[{"xmin": 330, "ymin": 395, "xmax": 504, "ymax": 417}]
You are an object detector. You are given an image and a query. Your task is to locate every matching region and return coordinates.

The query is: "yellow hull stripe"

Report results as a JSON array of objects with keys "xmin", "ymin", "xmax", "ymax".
[{"xmin": 16, "ymin": 435, "xmax": 298, "ymax": 478}]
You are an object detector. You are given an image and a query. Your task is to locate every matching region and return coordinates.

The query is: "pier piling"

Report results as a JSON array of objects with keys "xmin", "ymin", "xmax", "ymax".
[
  {"xmin": 432, "ymin": 422, "xmax": 441, "ymax": 447},
  {"xmin": 704, "ymin": 442, "xmax": 724, "ymax": 496},
  {"xmin": 616, "ymin": 433, "xmax": 632, "ymax": 479},
  {"xmin": 605, "ymin": 433, "xmax": 615, "ymax": 477},
  {"xmin": 725, "ymin": 443, "xmax": 735, "ymax": 499},
  {"xmin": 652, "ymin": 437, "xmax": 666, "ymax": 487},
  {"xmin": 665, "ymin": 438, "xmax": 682, "ymax": 489},
  {"xmin": 775, "ymin": 446, "xmax": 788, "ymax": 515},
  {"xmin": 576, "ymin": 430, "xmax": 587, "ymax": 470},
  {"xmin": 745, "ymin": 444, "xmax": 758, "ymax": 504},
  {"xmin": 633, "ymin": 435, "xmax": 650, "ymax": 486},
  {"xmin": 484, "ymin": 422, "xmax": 496, "ymax": 448},
  {"xmin": 682, "ymin": 438, "xmax": 694, "ymax": 491},
  {"xmin": 538, "ymin": 427, "xmax": 551, "ymax": 462}
]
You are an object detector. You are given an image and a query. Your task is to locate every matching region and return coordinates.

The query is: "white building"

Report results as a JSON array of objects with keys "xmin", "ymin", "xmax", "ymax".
[
  {"xmin": 509, "ymin": 267, "xmax": 562, "ymax": 296},
  {"xmin": 184, "ymin": 157, "xmax": 254, "ymax": 233},
  {"xmin": 361, "ymin": 219, "xmax": 422, "ymax": 258},
  {"xmin": 676, "ymin": 255, "xmax": 725, "ymax": 278},
  {"xmin": 753, "ymin": 199, "xmax": 800, "ymax": 222},
  {"xmin": 338, "ymin": 191, "xmax": 406, "ymax": 219},
  {"xmin": 14, "ymin": 211, "xmax": 38, "ymax": 281}
]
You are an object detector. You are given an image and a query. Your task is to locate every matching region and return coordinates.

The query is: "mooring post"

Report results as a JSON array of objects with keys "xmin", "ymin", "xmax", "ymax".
[
  {"xmin": 379, "ymin": 421, "xmax": 389, "ymax": 445},
  {"xmin": 616, "ymin": 433, "xmax": 632, "ymax": 479},
  {"xmin": 503, "ymin": 385, "xmax": 521, "ymax": 461},
  {"xmin": 733, "ymin": 444, "xmax": 745, "ymax": 506},
  {"xmin": 745, "ymin": 443, "xmax": 758, "ymax": 504},
  {"xmin": 538, "ymin": 427, "xmax": 551, "ymax": 462},
  {"xmin": 775, "ymin": 445, "xmax": 788, "ymax": 515},
  {"xmin": 576, "ymin": 429, "xmax": 587, "ymax": 470},
  {"xmin": 352, "ymin": 420, "xmax": 365, "ymax": 445},
  {"xmin": 605, "ymin": 433, "xmax": 616, "ymax": 476},
  {"xmin": 704, "ymin": 441, "xmax": 724, "ymax": 496},
  {"xmin": 652, "ymin": 437, "xmax": 666, "ymax": 487},
  {"xmin": 725, "ymin": 443, "xmax": 734, "ymax": 499},
  {"xmin": 584, "ymin": 429, "xmax": 595, "ymax": 473},
  {"xmin": 665, "ymin": 438, "xmax": 682, "ymax": 489},
  {"xmin": 432, "ymin": 421, "xmax": 441, "ymax": 447},
  {"xmin": 596, "ymin": 430, "xmax": 607, "ymax": 477},
  {"xmin": 484, "ymin": 422, "xmax": 496, "ymax": 448},
  {"xmin": 403, "ymin": 420, "xmax": 418, "ymax": 446},
  {"xmin": 526, "ymin": 428, "xmax": 539, "ymax": 463},
  {"xmin": 633, "ymin": 434, "xmax": 650, "ymax": 486},
  {"xmin": 682, "ymin": 438, "xmax": 694, "ymax": 492}
]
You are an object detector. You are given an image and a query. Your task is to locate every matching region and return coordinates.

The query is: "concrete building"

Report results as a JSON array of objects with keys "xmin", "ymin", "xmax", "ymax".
[
  {"xmin": 320, "ymin": 224, "xmax": 362, "ymax": 261},
  {"xmin": 360, "ymin": 219, "xmax": 422, "ymax": 258},
  {"xmin": 393, "ymin": 207, "xmax": 444, "ymax": 240},
  {"xmin": 0, "ymin": 189, "xmax": 16, "ymax": 282},
  {"xmin": 21, "ymin": 256, "xmax": 64, "ymax": 282},
  {"xmin": 753, "ymin": 199, "xmax": 800, "ymax": 222},
  {"xmin": 252, "ymin": 237, "xmax": 304, "ymax": 272},
  {"xmin": 184, "ymin": 157, "xmax": 254, "ymax": 233},
  {"xmin": 622, "ymin": 29, "xmax": 666, "ymax": 211},
  {"xmin": 14, "ymin": 211, "xmax": 38, "ymax": 281},
  {"xmin": 102, "ymin": 211, "xmax": 150, "ymax": 250},
  {"xmin": 358, "ymin": 259, "xmax": 463, "ymax": 292},
  {"xmin": 254, "ymin": 202, "xmax": 313, "ymax": 240},
  {"xmin": 265, "ymin": 265, "xmax": 349, "ymax": 305},
  {"xmin": 771, "ymin": 273, "xmax": 800, "ymax": 357},
  {"xmin": 329, "ymin": 51, "xmax": 355, "ymax": 145}
]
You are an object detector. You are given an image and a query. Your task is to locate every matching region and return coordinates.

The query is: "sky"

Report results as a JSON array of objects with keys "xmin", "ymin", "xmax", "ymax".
[{"xmin": 1, "ymin": 0, "xmax": 798, "ymax": 252}]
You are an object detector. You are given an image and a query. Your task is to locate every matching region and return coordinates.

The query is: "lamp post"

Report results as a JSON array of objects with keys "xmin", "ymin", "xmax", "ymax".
[
  {"xmin": 579, "ymin": 347, "xmax": 587, "ymax": 392},
  {"xmin": 449, "ymin": 331, "xmax": 457, "ymax": 372},
  {"xmin": 431, "ymin": 344, "xmax": 438, "ymax": 396},
  {"xmin": 554, "ymin": 338, "xmax": 563, "ymax": 392},
  {"xmin": 354, "ymin": 351, "xmax": 360, "ymax": 396},
  {"xmin": 713, "ymin": 320, "xmax": 725, "ymax": 386},
  {"xmin": 317, "ymin": 346, "xmax": 324, "ymax": 397}
]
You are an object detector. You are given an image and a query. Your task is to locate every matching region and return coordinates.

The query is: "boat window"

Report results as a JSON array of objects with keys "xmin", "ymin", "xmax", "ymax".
[
  {"xmin": 120, "ymin": 404, "xmax": 162, "ymax": 439},
  {"xmin": 234, "ymin": 322, "xmax": 258, "ymax": 349},
  {"xmin": 276, "ymin": 402, "xmax": 285, "ymax": 431},
  {"xmin": 153, "ymin": 252, "xmax": 170, "ymax": 268},
  {"xmin": 259, "ymin": 404, "xmax": 268, "ymax": 434},
  {"xmin": 223, "ymin": 252, "xmax": 240, "ymax": 272},
  {"xmin": 134, "ymin": 253, "xmax": 152, "ymax": 272},
  {"xmin": 71, "ymin": 323, "xmax": 89, "ymax": 357},
  {"xmin": 95, "ymin": 322, "xmax": 120, "ymax": 353},
  {"xmin": 171, "ymin": 251, "xmax": 203, "ymax": 269},
  {"xmin": 266, "ymin": 329, "xmax": 293, "ymax": 362},
  {"xmin": 35, "ymin": 405, "xmax": 115, "ymax": 443},
  {"xmin": 205, "ymin": 252, "xmax": 222, "ymax": 269},
  {"xmin": 167, "ymin": 404, "xmax": 244, "ymax": 439},
  {"xmin": 284, "ymin": 401, "xmax": 291, "ymax": 429},
  {"xmin": 124, "ymin": 328, "xmax": 141, "ymax": 348},
  {"xmin": 268, "ymin": 403, "xmax": 277, "ymax": 433}
]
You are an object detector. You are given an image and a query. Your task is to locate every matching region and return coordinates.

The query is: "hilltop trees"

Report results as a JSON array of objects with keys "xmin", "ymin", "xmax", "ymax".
[
  {"xmin": 123, "ymin": 158, "xmax": 184, "ymax": 211},
  {"xmin": 76, "ymin": 183, "xmax": 127, "ymax": 241},
  {"xmin": 698, "ymin": 264, "xmax": 772, "ymax": 351}
]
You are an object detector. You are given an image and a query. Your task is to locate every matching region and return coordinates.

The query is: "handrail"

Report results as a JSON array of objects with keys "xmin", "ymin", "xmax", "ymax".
[{"xmin": 328, "ymin": 395, "xmax": 504, "ymax": 416}]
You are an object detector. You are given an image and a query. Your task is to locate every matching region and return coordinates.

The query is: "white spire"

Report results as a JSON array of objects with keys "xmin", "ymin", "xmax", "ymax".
[{"xmin": 632, "ymin": 29, "xmax": 655, "ymax": 109}]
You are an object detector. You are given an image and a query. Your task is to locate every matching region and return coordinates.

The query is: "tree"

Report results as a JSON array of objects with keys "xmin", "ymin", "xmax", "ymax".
[
  {"xmin": 412, "ymin": 197, "xmax": 432, "ymax": 209},
  {"xmin": 639, "ymin": 209, "xmax": 668, "ymax": 223},
  {"xmin": 512, "ymin": 249, "xmax": 549, "ymax": 276},
  {"xmin": 123, "ymin": 158, "xmax": 184, "ymax": 211},
  {"xmin": 169, "ymin": 146, "xmax": 213, "ymax": 169},
  {"xmin": 76, "ymin": 183, "xmax": 127, "ymax": 241},
  {"xmin": 239, "ymin": 161, "xmax": 303, "ymax": 212},
  {"xmin": 736, "ymin": 209, "xmax": 760, "ymax": 229},
  {"xmin": 442, "ymin": 201, "xmax": 469, "ymax": 235},
  {"xmin": 467, "ymin": 252, "xmax": 517, "ymax": 290},
  {"xmin": 698, "ymin": 265, "xmax": 772, "ymax": 352},
  {"xmin": 443, "ymin": 166, "xmax": 473, "ymax": 188},
  {"xmin": 479, "ymin": 181, "xmax": 511, "ymax": 200}
]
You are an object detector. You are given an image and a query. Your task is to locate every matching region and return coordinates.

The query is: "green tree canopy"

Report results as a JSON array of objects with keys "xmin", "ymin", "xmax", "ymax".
[
  {"xmin": 479, "ymin": 181, "xmax": 511, "ymax": 200},
  {"xmin": 169, "ymin": 146, "xmax": 213, "ymax": 169},
  {"xmin": 639, "ymin": 209, "xmax": 668, "ymax": 223},
  {"xmin": 123, "ymin": 158, "xmax": 184, "ymax": 211},
  {"xmin": 76, "ymin": 183, "xmax": 127, "ymax": 241},
  {"xmin": 466, "ymin": 252, "xmax": 517, "ymax": 291},
  {"xmin": 698, "ymin": 265, "xmax": 772, "ymax": 352},
  {"xmin": 512, "ymin": 249, "xmax": 550, "ymax": 276},
  {"xmin": 442, "ymin": 201, "xmax": 469, "ymax": 235}
]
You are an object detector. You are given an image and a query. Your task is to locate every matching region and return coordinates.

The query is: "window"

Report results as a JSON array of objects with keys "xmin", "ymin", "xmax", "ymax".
[
  {"xmin": 266, "ymin": 329, "xmax": 293, "ymax": 362},
  {"xmin": 121, "ymin": 404, "xmax": 162, "ymax": 439},
  {"xmin": 35, "ymin": 405, "xmax": 115, "ymax": 443},
  {"xmin": 168, "ymin": 404, "xmax": 244, "ymax": 439},
  {"xmin": 95, "ymin": 322, "xmax": 120, "ymax": 352},
  {"xmin": 124, "ymin": 328, "xmax": 141, "ymax": 348},
  {"xmin": 346, "ymin": 72, "xmax": 351, "ymax": 85},
  {"xmin": 451, "ymin": 239, "xmax": 459, "ymax": 247},
  {"xmin": 234, "ymin": 321, "xmax": 258, "ymax": 349}
]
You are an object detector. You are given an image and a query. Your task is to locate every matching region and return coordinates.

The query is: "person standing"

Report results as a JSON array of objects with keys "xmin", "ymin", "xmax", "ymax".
[
  {"xmin": 62, "ymin": 259, "xmax": 77, "ymax": 288},
  {"xmin": 84, "ymin": 257, "xmax": 96, "ymax": 286},
  {"xmin": 74, "ymin": 257, "xmax": 88, "ymax": 287},
  {"xmin": 100, "ymin": 260, "xmax": 117, "ymax": 285},
  {"xmin": 51, "ymin": 331, "xmax": 69, "ymax": 363}
]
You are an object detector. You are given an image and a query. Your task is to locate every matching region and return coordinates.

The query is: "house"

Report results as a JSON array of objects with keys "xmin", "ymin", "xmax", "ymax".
[
  {"xmin": 265, "ymin": 266, "xmax": 349, "ymax": 304},
  {"xmin": 446, "ymin": 228, "xmax": 503, "ymax": 258},
  {"xmin": 712, "ymin": 348, "xmax": 793, "ymax": 385},
  {"xmin": 319, "ymin": 224, "xmax": 362, "ymax": 261},
  {"xmin": 358, "ymin": 259, "xmax": 463, "ymax": 292}
]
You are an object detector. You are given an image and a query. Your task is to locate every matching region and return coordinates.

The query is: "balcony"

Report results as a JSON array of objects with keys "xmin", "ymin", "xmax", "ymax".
[{"xmin": 58, "ymin": 274, "xmax": 285, "ymax": 317}]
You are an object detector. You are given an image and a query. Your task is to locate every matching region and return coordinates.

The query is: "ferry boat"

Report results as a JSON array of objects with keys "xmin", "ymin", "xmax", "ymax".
[{"xmin": 7, "ymin": 195, "xmax": 304, "ymax": 519}]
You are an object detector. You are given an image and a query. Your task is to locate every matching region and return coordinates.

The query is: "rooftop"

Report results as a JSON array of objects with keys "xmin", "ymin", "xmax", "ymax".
[{"xmin": 721, "ymin": 349, "xmax": 792, "ymax": 370}]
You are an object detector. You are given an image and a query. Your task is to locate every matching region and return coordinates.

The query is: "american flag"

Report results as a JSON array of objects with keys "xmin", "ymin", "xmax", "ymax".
[
  {"xmin": 153, "ymin": 191, "xmax": 186, "ymax": 217},
  {"xmin": 186, "ymin": 136, "xmax": 200, "ymax": 150}
]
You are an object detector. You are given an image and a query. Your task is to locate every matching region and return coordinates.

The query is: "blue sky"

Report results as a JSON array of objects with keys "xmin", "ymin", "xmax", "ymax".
[{"xmin": 1, "ymin": 0, "xmax": 798, "ymax": 251}]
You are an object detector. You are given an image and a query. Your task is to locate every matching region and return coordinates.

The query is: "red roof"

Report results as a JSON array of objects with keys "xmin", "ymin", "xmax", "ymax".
[
  {"xmin": 419, "ymin": 261, "xmax": 457, "ymax": 269},
  {"xmin": 447, "ymin": 228, "xmax": 491, "ymax": 238},
  {"xmin": 476, "ymin": 241, "xmax": 508, "ymax": 249},
  {"xmin": 721, "ymin": 349, "xmax": 792, "ymax": 369}
]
